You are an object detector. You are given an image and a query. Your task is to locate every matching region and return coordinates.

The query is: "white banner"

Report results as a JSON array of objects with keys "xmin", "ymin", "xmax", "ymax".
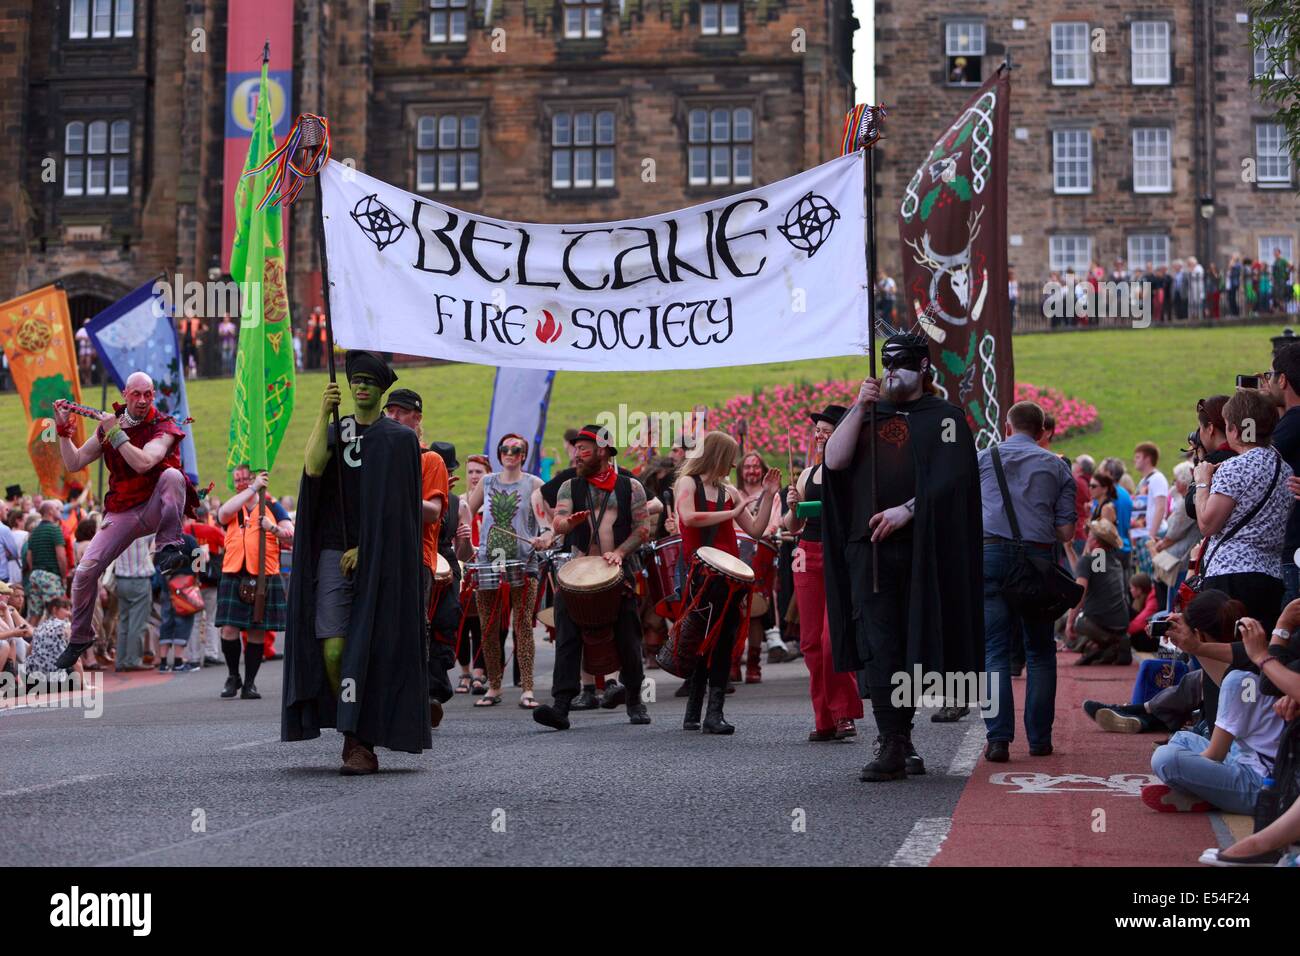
[{"xmin": 320, "ymin": 154, "xmax": 869, "ymax": 371}]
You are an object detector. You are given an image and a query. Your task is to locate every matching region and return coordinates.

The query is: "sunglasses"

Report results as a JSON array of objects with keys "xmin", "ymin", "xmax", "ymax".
[
  {"xmin": 499, "ymin": 446, "xmax": 526, "ymax": 456},
  {"xmin": 881, "ymin": 354, "xmax": 924, "ymax": 371}
]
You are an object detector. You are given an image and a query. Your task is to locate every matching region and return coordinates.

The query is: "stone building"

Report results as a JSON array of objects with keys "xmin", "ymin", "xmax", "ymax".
[
  {"xmin": 873, "ymin": 0, "xmax": 1298, "ymax": 295},
  {"xmin": 0, "ymin": 0, "xmax": 856, "ymax": 358}
]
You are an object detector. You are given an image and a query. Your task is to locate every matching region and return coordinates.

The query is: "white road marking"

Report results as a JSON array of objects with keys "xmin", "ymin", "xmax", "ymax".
[
  {"xmin": 947, "ymin": 718, "xmax": 986, "ymax": 776},
  {"xmin": 889, "ymin": 817, "xmax": 952, "ymax": 867},
  {"xmin": 219, "ymin": 736, "xmax": 282, "ymax": 751},
  {"xmin": 0, "ymin": 773, "xmax": 105, "ymax": 798}
]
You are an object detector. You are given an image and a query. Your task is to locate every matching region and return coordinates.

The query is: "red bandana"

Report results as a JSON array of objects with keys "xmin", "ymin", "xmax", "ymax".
[{"xmin": 588, "ymin": 466, "xmax": 617, "ymax": 492}]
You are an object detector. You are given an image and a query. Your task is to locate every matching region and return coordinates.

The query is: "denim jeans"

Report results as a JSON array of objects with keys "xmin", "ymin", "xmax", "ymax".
[
  {"xmin": 982, "ymin": 541, "xmax": 1057, "ymax": 748},
  {"xmin": 1151, "ymin": 730, "xmax": 1265, "ymax": 815},
  {"xmin": 1283, "ymin": 563, "xmax": 1300, "ymax": 609}
]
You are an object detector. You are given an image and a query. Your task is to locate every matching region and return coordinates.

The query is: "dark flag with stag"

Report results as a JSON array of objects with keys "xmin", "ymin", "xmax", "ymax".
[{"xmin": 897, "ymin": 66, "xmax": 1012, "ymax": 450}]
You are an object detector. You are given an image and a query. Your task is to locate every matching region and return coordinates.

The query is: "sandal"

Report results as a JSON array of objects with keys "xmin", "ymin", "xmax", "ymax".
[
  {"xmin": 474, "ymin": 692, "xmax": 503, "ymax": 707},
  {"xmin": 456, "ymin": 674, "xmax": 472, "ymax": 694},
  {"xmin": 470, "ymin": 676, "xmax": 488, "ymax": 695},
  {"xmin": 519, "ymin": 693, "xmax": 539, "ymax": 709}
]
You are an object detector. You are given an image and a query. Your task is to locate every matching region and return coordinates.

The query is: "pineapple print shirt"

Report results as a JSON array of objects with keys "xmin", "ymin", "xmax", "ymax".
[{"xmin": 476, "ymin": 472, "xmax": 541, "ymax": 574}]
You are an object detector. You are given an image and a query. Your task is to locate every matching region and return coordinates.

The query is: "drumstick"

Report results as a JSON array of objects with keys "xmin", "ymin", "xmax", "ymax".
[{"xmin": 787, "ymin": 428, "xmax": 794, "ymax": 483}]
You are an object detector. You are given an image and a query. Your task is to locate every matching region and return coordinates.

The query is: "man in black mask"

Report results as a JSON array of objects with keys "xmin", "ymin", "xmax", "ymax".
[{"xmin": 822, "ymin": 334, "xmax": 984, "ymax": 782}]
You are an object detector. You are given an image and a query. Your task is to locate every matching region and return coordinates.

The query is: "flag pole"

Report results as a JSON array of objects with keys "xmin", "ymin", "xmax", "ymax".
[
  {"xmin": 295, "ymin": 113, "xmax": 348, "ymax": 552},
  {"xmin": 862, "ymin": 107, "xmax": 885, "ymax": 593}
]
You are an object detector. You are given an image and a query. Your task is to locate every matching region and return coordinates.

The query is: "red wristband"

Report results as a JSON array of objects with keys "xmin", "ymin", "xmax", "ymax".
[{"xmin": 56, "ymin": 419, "xmax": 75, "ymax": 438}]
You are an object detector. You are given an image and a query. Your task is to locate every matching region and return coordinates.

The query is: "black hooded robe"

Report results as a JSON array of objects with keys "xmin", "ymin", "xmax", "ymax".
[
  {"xmin": 823, "ymin": 394, "xmax": 984, "ymax": 681},
  {"xmin": 282, "ymin": 415, "xmax": 431, "ymax": 754}
]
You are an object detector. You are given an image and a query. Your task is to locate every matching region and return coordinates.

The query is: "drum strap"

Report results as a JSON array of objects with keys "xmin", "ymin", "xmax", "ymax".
[{"xmin": 676, "ymin": 566, "xmax": 749, "ymax": 662}]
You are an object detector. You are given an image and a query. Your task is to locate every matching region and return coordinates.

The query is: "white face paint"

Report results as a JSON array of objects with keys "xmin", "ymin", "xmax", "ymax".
[{"xmin": 882, "ymin": 366, "xmax": 924, "ymax": 403}]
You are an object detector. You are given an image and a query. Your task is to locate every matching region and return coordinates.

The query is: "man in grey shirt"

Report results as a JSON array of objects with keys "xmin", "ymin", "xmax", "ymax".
[
  {"xmin": 0, "ymin": 501, "xmax": 20, "ymax": 585},
  {"xmin": 978, "ymin": 401, "xmax": 1076, "ymax": 763}
]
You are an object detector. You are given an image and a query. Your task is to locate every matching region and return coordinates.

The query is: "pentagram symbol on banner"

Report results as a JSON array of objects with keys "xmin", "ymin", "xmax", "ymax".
[
  {"xmin": 350, "ymin": 194, "xmax": 407, "ymax": 251},
  {"xmin": 778, "ymin": 191, "xmax": 840, "ymax": 257}
]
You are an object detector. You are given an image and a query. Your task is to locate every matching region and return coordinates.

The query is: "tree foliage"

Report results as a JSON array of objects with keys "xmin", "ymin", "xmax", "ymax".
[{"xmin": 1249, "ymin": 1, "xmax": 1300, "ymax": 161}]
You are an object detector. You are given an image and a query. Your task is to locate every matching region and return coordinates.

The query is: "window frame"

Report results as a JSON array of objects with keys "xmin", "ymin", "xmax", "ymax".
[
  {"xmin": 1050, "ymin": 22, "xmax": 1091, "ymax": 86},
  {"xmin": 944, "ymin": 20, "xmax": 986, "ymax": 87},
  {"xmin": 1052, "ymin": 128, "xmax": 1093, "ymax": 194},
  {"xmin": 1049, "ymin": 235, "xmax": 1093, "ymax": 275},
  {"xmin": 561, "ymin": 0, "xmax": 603, "ymax": 39},
  {"xmin": 549, "ymin": 107, "xmax": 617, "ymax": 191},
  {"xmin": 1256, "ymin": 122, "xmax": 1293, "ymax": 186},
  {"xmin": 415, "ymin": 111, "xmax": 481, "ymax": 194},
  {"xmin": 686, "ymin": 104, "xmax": 754, "ymax": 188},
  {"xmin": 429, "ymin": 0, "xmax": 469, "ymax": 44},
  {"xmin": 700, "ymin": 1, "xmax": 740, "ymax": 36},
  {"xmin": 1127, "ymin": 234, "xmax": 1170, "ymax": 271},
  {"xmin": 1258, "ymin": 236, "xmax": 1294, "ymax": 266},
  {"xmin": 63, "ymin": 117, "xmax": 130, "ymax": 198},
  {"xmin": 1130, "ymin": 20, "xmax": 1170, "ymax": 85},
  {"xmin": 1132, "ymin": 127, "xmax": 1172, "ymax": 194}
]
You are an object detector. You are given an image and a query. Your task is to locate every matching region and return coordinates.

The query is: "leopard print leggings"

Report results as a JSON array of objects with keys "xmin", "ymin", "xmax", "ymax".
[{"xmin": 476, "ymin": 577, "xmax": 539, "ymax": 693}]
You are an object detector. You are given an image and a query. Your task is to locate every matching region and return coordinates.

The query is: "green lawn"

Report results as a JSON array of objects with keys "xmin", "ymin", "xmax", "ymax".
[{"xmin": 1, "ymin": 324, "xmax": 1285, "ymax": 497}]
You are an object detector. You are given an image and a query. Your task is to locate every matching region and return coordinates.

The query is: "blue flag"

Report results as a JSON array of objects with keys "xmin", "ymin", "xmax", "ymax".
[{"xmin": 85, "ymin": 279, "xmax": 199, "ymax": 485}]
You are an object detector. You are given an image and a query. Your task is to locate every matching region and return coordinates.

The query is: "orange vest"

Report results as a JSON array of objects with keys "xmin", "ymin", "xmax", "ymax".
[{"xmin": 222, "ymin": 502, "xmax": 281, "ymax": 575}]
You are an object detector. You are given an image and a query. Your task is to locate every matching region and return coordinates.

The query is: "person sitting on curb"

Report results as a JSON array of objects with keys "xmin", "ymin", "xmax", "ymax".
[
  {"xmin": 1142, "ymin": 591, "xmax": 1285, "ymax": 814},
  {"xmin": 1066, "ymin": 519, "xmax": 1133, "ymax": 665}
]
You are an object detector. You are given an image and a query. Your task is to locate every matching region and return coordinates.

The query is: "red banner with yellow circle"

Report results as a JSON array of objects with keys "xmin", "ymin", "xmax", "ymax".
[{"xmin": 0, "ymin": 285, "xmax": 90, "ymax": 496}]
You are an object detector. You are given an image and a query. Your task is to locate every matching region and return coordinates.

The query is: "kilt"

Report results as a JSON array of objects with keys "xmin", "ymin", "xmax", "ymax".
[{"xmin": 214, "ymin": 572, "xmax": 288, "ymax": 631}]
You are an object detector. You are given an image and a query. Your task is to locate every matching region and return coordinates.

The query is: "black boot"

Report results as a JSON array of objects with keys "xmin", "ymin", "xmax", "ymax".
[
  {"xmin": 683, "ymin": 672, "xmax": 707, "ymax": 731},
  {"xmin": 626, "ymin": 698, "xmax": 651, "ymax": 725},
  {"xmin": 860, "ymin": 732, "xmax": 909, "ymax": 781},
  {"xmin": 533, "ymin": 697, "xmax": 571, "ymax": 731},
  {"xmin": 702, "ymin": 686, "xmax": 734, "ymax": 735},
  {"xmin": 600, "ymin": 679, "xmax": 626, "ymax": 709},
  {"xmin": 571, "ymin": 685, "xmax": 599, "ymax": 710},
  {"xmin": 905, "ymin": 737, "xmax": 926, "ymax": 776}
]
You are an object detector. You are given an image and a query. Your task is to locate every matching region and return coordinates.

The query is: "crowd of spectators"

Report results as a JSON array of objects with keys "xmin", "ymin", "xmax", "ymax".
[
  {"xmin": 1067, "ymin": 343, "xmax": 1300, "ymax": 865},
  {"xmin": 0, "ymin": 479, "xmax": 295, "ymax": 693}
]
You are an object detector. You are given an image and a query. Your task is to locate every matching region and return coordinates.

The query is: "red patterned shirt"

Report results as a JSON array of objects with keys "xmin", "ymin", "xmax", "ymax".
[{"xmin": 97, "ymin": 404, "xmax": 187, "ymax": 513}]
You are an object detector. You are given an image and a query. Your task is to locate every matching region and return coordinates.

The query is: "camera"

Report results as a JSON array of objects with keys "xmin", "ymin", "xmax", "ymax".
[
  {"xmin": 1237, "ymin": 374, "xmax": 1261, "ymax": 389},
  {"xmin": 1150, "ymin": 620, "xmax": 1172, "ymax": 639}
]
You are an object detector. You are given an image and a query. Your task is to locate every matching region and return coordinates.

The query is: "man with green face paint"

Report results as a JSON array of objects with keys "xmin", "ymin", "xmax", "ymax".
[{"xmin": 283, "ymin": 350, "xmax": 430, "ymax": 774}]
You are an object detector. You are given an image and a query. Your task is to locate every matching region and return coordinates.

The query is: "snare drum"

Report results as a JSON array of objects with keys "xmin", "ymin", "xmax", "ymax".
[
  {"xmin": 657, "ymin": 546, "xmax": 753, "ymax": 678},
  {"xmin": 557, "ymin": 556, "xmax": 626, "ymax": 676}
]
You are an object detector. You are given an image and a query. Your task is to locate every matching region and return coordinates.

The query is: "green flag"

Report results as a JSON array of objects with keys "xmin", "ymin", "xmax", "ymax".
[{"xmin": 227, "ymin": 60, "xmax": 294, "ymax": 488}]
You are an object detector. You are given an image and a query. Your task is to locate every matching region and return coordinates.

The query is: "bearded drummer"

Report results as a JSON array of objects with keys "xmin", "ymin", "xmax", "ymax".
[
  {"xmin": 673, "ymin": 431, "xmax": 780, "ymax": 735},
  {"xmin": 533, "ymin": 424, "xmax": 654, "ymax": 731}
]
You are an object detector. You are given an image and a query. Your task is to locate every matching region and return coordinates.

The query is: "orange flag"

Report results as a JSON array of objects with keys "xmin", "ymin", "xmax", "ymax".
[{"xmin": 0, "ymin": 285, "xmax": 90, "ymax": 496}]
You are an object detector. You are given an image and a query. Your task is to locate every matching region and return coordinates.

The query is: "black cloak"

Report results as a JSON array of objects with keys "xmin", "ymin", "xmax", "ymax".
[
  {"xmin": 282, "ymin": 415, "xmax": 431, "ymax": 753},
  {"xmin": 822, "ymin": 393, "xmax": 984, "ymax": 678}
]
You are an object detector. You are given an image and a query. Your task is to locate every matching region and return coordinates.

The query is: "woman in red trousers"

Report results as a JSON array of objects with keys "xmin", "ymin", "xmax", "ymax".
[{"xmin": 784, "ymin": 404, "xmax": 864, "ymax": 741}]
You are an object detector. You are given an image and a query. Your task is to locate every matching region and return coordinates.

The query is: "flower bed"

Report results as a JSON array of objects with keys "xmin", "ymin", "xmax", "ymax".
[{"xmin": 706, "ymin": 380, "xmax": 1099, "ymax": 464}]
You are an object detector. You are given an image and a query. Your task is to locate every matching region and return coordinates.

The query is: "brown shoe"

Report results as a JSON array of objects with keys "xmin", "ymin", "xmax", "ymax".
[
  {"xmin": 141, "ymin": 654, "xmax": 156, "ymax": 666},
  {"xmin": 808, "ymin": 728, "xmax": 836, "ymax": 742},
  {"xmin": 340, "ymin": 741, "xmax": 378, "ymax": 776},
  {"xmin": 834, "ymin": 718, "xmax": 857, "ymax": 739},
  {"xmin": 430, "ymin": 700, "xmax": 444, "ymax": 728}
]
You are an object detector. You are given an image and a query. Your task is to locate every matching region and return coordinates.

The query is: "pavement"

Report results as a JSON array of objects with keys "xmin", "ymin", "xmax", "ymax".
[{"xmin": 1, "ymin": 639, "xmax": 1234, "ymax": 867}]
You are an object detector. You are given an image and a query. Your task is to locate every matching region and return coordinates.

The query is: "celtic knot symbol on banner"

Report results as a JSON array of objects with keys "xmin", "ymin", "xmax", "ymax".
[
  {"xmin": 778, "ymin": 191, "xmax": 840, "ymax": 257},
  {"xmin": 350, "ymin": 194, "xmax": 407, "ymax": 251}
]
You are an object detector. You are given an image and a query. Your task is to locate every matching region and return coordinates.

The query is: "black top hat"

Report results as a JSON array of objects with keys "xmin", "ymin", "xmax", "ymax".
[
  {"xmin": 5, "ymin": 485, "xmax": 22, "ymax": 500},
  {"xmin": 810, "ymin": 404, "xmax": 847, "ymax": 427},
  {"xmin": 428, "ymin": 440, "xmax": 458, "ymax": 471}
]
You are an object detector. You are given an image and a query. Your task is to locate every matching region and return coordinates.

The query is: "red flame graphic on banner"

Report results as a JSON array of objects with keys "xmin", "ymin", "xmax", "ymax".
[{"xmin": 536, "ymin": 309, "xmax": 562, "ymax": 344}]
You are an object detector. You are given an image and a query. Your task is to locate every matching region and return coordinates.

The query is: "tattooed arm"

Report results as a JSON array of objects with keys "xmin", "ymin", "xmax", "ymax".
[{"xmin": 614, "ymin": 480, "xmax": 653, "ymax": 559}]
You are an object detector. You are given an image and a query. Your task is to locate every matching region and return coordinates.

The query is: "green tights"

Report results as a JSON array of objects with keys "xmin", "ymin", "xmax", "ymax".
[{"xmin": 322, "ymin": 637, "xmax": 345, "ymax": 694}]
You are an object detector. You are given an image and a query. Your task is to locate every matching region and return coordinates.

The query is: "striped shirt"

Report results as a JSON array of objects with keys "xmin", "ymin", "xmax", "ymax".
[{"xmin": 112, "ymin": 534, "xmax": 155, "ymax": 578}]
